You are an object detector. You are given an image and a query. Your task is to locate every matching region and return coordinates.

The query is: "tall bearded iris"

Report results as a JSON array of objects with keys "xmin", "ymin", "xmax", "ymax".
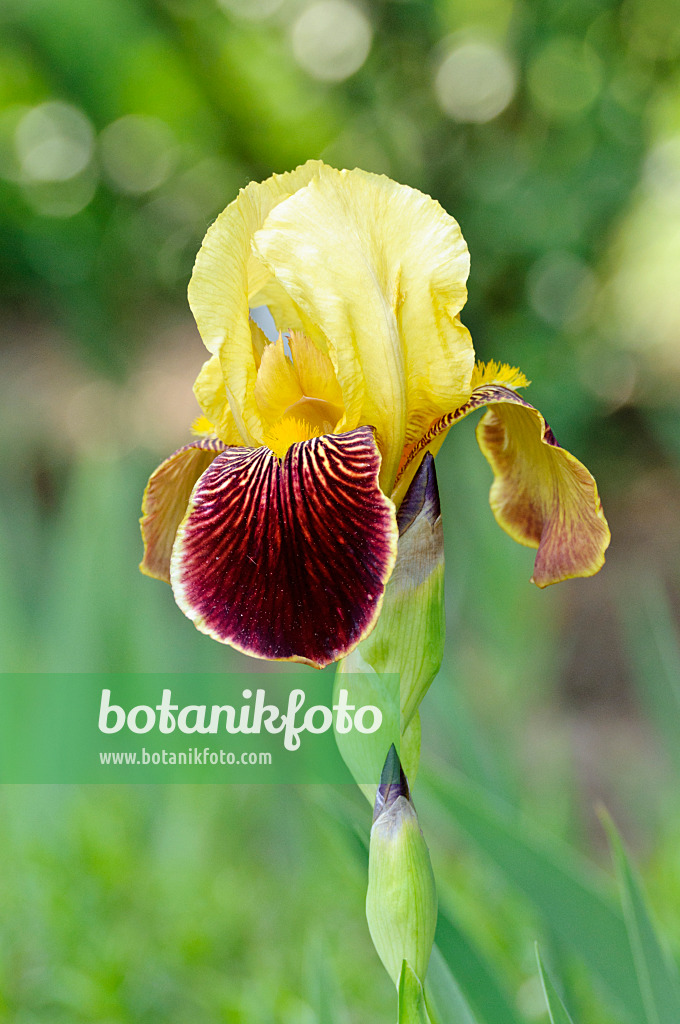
[{"xmin": 140, "ymin": 161, "xmax": 610, "ymax": 668}]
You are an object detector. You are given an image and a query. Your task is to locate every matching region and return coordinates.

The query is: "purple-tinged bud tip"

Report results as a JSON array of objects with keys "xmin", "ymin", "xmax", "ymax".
[
  {"xmin": 396, "ymin": 453, "xmax": 441, "ymax": 536},
  {"xmin": 373, "ymin": 744, "xmax": 411, "ymax": 822}
]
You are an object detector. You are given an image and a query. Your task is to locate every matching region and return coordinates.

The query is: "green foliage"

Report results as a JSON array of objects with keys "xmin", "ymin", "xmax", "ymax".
[
  {"xmin": 424, "ymin": 767, "xmax": 646, "ymax": 1022},
  {"xmin": 605, "ymin": 817, "xmax": 680, "ymax": 1024},
  {"xmin": 425, "ymin": 946, "xmax": 479, "ymax": 1024},
  {"xmin": 536, "ymin": 946, "xmax": 577, "ymax": 1024}
]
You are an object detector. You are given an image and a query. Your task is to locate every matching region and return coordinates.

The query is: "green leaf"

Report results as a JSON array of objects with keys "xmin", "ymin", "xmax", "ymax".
[
  {"xmin": 604, "ymin": 816, "xmax": 680, "ymax": 1024},
  {"xmin": 424, "ymin": 766, "xmax": 646, "ymax": 1024},
  {"xmin": 434, "ymin": 911, "xmax": 526, "ymax": 1024},
  {"xmin": 399, "ymin": 961, "xmax": 432, "ymax": 1024},
  {"xmin": 536, "ymin": 945, "xmax": 576, "ymax": 1024},
  {"xmin": 425, "ymin": 945, "xmax": 479, "ymax": 1024},
  {"xmin": 302, "ymin": 931, "xmax": 346, "ymax": 1024}
]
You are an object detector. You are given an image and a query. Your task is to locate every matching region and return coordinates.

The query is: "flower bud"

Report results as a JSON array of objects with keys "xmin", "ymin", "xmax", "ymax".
[
  {"xmin": 338, "ymin": 453, "xmax": 445, "ymax": 734},
  {"xmin": 366, "ymin": 746, "xmax": 437, "ymax": 988}
]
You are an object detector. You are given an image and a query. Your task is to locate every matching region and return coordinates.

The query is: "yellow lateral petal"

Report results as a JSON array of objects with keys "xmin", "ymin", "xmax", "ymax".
[
  {"xmin": 188, "ymin": 161, "xmax": 324, "ymax": 445},
  {"xmin": 140, "ymin": 439, "xmax": 226, "ymax": 583},
  {"xmin": 253, "ymin": 335, "xmax": 303, "ymax": 426},
  {"xmin": 253, "ymin": 166, "xmax": 475, "ymax": 491},
  {"xmin": 475, "ymin": 396, "xmax": 610, "ymax": 586},
  {"xmin": 394, "ymin": 382, "xmax": 610, "ymax": 584}
]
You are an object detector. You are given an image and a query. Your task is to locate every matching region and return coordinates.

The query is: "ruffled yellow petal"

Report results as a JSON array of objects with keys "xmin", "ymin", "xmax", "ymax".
[
  {"xmin": 188, "ymin": 160, "xmax": 324, "ymax": 445},
  {"xmin": 251, "ymin": 278, "xmax": 332, "ymax": 359},
  {"xmin": 250, "ymin": 319, "xmax": 268, "ymax": 369},
  {"xmin": 252, "ymin": 166, "xmax": 474, "ymax": 491},
  {"xmin": 193, "ymin": 355, "xmax": 247, "ymax": 447}
]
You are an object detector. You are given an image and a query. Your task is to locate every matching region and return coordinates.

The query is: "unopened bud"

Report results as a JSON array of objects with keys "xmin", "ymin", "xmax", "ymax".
[{"xmin": 366, "ymin": 746, "xmax": 437, "ymax": 988}]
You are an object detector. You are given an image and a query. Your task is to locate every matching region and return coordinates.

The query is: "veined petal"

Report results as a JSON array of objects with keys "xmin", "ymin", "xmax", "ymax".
[
  {"xmin": 188, "ymin": 161, "xmax": 324, "ymax": 445},
  {"xmin": 392, "ymin": 362, "xmax": 530, "ymax": 505},
  {"xmin": 140, "ymin": 438, "xmax": 227, "ymax": 583},
  {"xmin": 253, "ymin": 166, "xmax": 474, "ymax": 491},
  {"xmin": 170, "ymin": 426, "xmax": 399, "ymax": 668},
  {"xmin": 476, "ymin": 394, "xmax": 610, "ymax": 585},
  {"xmin": 398, "ymin": 383, "xmax": 610, "ymax": 586}
]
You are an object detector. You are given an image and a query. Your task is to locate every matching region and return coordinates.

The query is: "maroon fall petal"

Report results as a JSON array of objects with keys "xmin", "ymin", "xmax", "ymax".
[{"xmin": 170, "ymin": 426, "xmax": 399, "ymax": 668}]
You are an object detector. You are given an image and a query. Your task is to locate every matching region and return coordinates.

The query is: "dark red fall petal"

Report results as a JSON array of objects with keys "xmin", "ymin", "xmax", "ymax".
[
  {"xmin": 140, "ymin": 438, "xmax": 226, "ymax": 583},
  {"xmin": 170, "ymin": 426, "xmax": 398, "ymax": 668}
]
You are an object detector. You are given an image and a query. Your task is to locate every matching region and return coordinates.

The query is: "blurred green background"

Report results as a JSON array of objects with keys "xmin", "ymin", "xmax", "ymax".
[{"xmin": 2, "ymin": 0, "xmax": 680, "ymax": 1020}]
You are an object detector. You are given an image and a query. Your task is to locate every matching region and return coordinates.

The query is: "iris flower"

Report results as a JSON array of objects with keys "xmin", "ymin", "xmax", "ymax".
[{"xmin": 140, "ymin": 161, "xmax": 610, "ymax": 668}]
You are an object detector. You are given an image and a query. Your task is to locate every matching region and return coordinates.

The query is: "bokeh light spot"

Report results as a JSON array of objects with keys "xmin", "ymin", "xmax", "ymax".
[
  {"xmin": 15, "ymin": 101, "xmax": 94, "ymax": 182},
  {"xmin": 217, "ymin": 0, "xmax": 284, "ymax": 19},
  {"xmin": 528, "ymin": 38, "xmax": 602, "ymax": 118},
  {"xmin": 21, "ymin": 171, "xmax": 98, "ymax": 219},
  {"xmin": 100, "ymin": 115, "xmax": 178, "ymax": 195},
  {"xmin": 644, "ymin": 136, "xmax": 680, "ymax": 210},
  {"xmin": 527, "ymin": 251, "xmax": 597, "ymax": 328},
  {"xmin": 291, "ymin": 1, "xmax": 372, "ymax": 83},
  {"xmin": 434, "ymin": 40, "xmax": 516, "ymax": 124}
]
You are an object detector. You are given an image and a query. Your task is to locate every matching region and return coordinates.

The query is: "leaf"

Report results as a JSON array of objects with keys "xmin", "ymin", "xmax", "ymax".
[
  {"xmin": 399, "ymin": 961, "xmax": 432, "ymax": 1024},
  {"xmin": 434, "ymin": 911, "xmax": 526, "ymax": 1024},
  {"xmin": 425, "ymin": 945, "xmax": 479, "ymax": 1024},
  {"xmin": 536, "ymin": 945, "xmax": 576, "ymax": 1024},
  {"xmin": 604, "ymin": 815, "xmax": 680, "ymax": 1024},
  {"xmin": 424, "ymin": 766, "xmax": 647, "ymax": 1024},
  {"xmin": 302, "ymin": 931, "xmax": 346, "ymax": 1024}
]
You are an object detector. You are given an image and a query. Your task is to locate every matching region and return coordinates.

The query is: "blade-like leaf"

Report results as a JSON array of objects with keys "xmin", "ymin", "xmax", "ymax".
[
  {"xmin": 425, "ymin": 945, "xmax": 479, "ymax": 1024},
  {"xmin": 536, "ymin": 945, "xmax": 576, "ymax": 1024},
  {"xmin": 399, "ymin": 961, "xmax": 432, "ymax": 1024},
  {"xmin": 424, "ymin": 766, "xmax": 646, "ymax": 1024},
  {"xmin": 435, "ymin": 911, "xmax": 526, "ymax": 1024},
  {"xmin": 604, "ymin": 815, "xmax": 680, "ymax": 1024},
  {"xmin": 303, "ymin": 931, "xmax": 346, "ymax": 1024}
]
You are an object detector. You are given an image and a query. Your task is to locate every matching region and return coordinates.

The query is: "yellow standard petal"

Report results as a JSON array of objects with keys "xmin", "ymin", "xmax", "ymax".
[
  {"xmin": 252, "ymin": 166, "xmax": 475, "ymax": 491},
  {"xmin": 188, "ymin": 160, "xmax": 324, "ymax": 446},
  {"xmin": 193, "ymin": 354, "xmax": 247, "ymax": 447}
]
